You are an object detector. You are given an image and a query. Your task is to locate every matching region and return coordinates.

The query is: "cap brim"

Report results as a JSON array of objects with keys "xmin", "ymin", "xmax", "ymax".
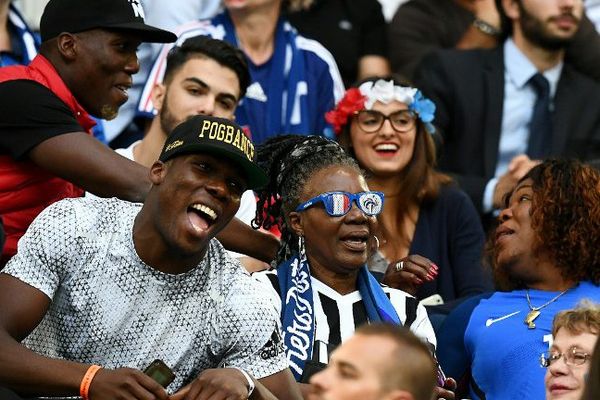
[
  {"xmin": 105, "ymin": 22, "xmax": 177, "ymax": 43},
  {"xmin": 164, "ymin": 144, "xmax": 268, "ymax": 190}
]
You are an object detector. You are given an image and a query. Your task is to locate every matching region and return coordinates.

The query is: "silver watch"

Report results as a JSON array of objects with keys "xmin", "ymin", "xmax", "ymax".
[{"xmin": 232, "ymin": 367, "xmax": 255, "ymax": 398}]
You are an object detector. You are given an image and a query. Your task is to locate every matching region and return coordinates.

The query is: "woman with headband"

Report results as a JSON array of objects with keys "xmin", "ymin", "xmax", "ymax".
[{"xmin": 326, "ymin": 77, "xmax": 492, "ymax": 319}]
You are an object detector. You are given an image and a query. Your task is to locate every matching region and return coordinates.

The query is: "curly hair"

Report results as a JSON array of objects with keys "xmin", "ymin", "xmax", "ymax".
[
  {"xmin": 337, "ymin": 76, "xmax": 451, "ymax": 247},
  {"xmin": 253, "ymin": 135, "xmax": 361, "ymax": 265},
  {"xmin": 493, "ymin": 159, "xmax": 600, "ymax": 289}
]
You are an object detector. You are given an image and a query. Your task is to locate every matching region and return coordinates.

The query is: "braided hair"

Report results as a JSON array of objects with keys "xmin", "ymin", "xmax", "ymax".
[{"xmin": 253, "ymin": 135, "xmax": 361, "ymax": 265}]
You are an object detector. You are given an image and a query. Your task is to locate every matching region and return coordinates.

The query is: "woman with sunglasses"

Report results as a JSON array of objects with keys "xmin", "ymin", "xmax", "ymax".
[
  {"xmin": 326, "ymin": 77, "xmax": 492, "ymax": 318},
  {"xmin": 251, "ymin": 135, "xmax": 455, "ymax": 398}
]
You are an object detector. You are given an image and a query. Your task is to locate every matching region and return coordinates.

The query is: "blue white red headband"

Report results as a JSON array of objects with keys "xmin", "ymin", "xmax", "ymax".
[{"xmin": 326, "ymin": 79, "xmax": 436, "ymax": 134}]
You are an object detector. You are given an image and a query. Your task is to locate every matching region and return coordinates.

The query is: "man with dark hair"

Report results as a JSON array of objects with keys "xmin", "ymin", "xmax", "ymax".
[
  {"xmin": 0, "ymin": 0, "xmax": 177, "ymax": 266},
  {"xmin": 309, "ymin": 323, "xmax": 437, "ymax": 400},
  {"xmin": 116, "ymin": 35, "xmax": 274, "ymax": 270},
  {"xmin": 414, "ymin": 0, "xmax": 600, "ymax": 224},
  {"xmin": 0, "ymin": 115, "xmax": 302, "ymax": 400},
  {"xmin": 125, "ymin": 35, "xmax": 249, "ymax": 167}
]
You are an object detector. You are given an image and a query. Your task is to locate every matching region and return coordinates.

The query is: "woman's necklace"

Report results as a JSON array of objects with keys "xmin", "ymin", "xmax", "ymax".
[{"xmin": 524, "ymin": 289, "xmax": 569, "ymax": 329}]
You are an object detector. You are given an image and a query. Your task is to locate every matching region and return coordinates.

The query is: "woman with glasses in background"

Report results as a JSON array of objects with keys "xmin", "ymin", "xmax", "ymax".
[
  {"xmin": 326, "ymin": 77, "xmax": 492, "ymax": 320},
  {"xmin": 542, "ymin": 301, "xmax": 600, "ymax": 400},
  {"xmin": 251, "ymin": 135, "xmax": 457, "ymax": 398}
]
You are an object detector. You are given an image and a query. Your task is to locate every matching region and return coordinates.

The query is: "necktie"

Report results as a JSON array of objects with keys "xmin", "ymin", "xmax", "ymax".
[{"xmin": 527, "ymin": 73, "xmax": 552, "ymax": 159}]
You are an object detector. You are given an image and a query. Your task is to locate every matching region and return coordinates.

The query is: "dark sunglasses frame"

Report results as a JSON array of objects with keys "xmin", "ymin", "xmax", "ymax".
[{"xmin": 354, "ymin": 109, "xmax": 417, "ymax": 133}]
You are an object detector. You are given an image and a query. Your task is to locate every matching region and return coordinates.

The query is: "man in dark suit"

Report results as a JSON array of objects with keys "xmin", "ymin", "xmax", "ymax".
[{"xmin": 414, "ymin": 0, "xmax": 600, "ymax": 221}]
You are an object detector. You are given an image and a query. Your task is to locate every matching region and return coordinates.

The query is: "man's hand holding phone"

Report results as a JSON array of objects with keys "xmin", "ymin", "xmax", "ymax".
[
  {"xmin": 88, "ymin": 366, "xmax": 169, "ymax": 400},
  {"xmin": 144, "ymin": 359, "xmax": 176, "ymax": 388}
]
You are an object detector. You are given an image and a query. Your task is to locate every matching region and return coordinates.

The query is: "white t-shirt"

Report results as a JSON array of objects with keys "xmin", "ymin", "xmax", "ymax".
[
  {"xmin": 115, "ymin": 140, "xmax": 257, "ymax": 259},
  {"xmin": 114, "ymin": 139, "xmax": 139, "ymax": 160},
  {"xmin": 4, "ymin": 197, "xmax": 287, "ymax": 393}
]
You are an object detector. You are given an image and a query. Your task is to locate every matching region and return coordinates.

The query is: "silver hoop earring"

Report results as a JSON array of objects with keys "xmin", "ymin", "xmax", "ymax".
[{"xmin": 373, "ymin": 236, "xmax": 380, "ymax": 251}]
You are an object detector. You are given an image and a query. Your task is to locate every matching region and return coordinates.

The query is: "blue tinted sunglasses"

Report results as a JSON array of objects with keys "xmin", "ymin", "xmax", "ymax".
[{"xmin": 295, "ymin": 191, "xmax": 384, "ymax": 217}]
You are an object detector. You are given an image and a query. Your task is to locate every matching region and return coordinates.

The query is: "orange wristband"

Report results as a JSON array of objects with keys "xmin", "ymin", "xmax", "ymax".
[{"xmin": 79, "ymin": 365, "xmax": 101, "ymax": 400}]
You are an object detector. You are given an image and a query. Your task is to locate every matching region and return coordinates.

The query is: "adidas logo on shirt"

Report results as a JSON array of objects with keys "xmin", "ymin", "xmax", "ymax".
[{"xmin": 246, "ymin": 82, "xmax": 267, "ymax": 102}]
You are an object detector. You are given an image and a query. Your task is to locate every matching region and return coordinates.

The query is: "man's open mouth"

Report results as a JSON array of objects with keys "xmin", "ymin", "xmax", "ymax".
[{"xmin": 187, "ymin": 203, "xmax": 217, "ymax": 233}]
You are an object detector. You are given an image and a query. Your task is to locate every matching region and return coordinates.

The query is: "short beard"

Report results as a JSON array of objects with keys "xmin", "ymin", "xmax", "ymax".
[
  {"xmin": 99, "ymin": 104, "xmax": 119, "ymax": 121},
  {"xmin": 159, "ymin": 92, "xmax": 180, "ymax": 137},
  {"xmin": 519, "ymin": 2, "xmax": 578, "ymax": 51}
]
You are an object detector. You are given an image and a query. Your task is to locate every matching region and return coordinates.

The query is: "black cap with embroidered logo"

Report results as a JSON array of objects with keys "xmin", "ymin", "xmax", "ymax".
[
  {"xmin": 40, "ymin": 0, "xmax": 177, "ymax": 43},
  {"xmin": 160, "ymin": 115, "xmax": 268, "ymax": 190}
]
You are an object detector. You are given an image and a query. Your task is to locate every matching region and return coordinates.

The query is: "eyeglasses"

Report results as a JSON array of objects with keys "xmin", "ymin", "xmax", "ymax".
[
  {"xmin": 354, "ymin": 109, "xmax": 417, "ymax": 133},
  {"xmin": 295, "ymin": 191, "xmax": 384, "ymax": 217},
  {"xmin": 539, "ymin": 347, "xmax": 592, "ymax": 368}
]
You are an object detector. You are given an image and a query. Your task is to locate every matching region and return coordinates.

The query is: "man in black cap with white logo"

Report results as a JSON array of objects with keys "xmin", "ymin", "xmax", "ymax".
[
  {"xmin": 0, "ymin": 0, "xmax": 176, "ymax": 266},
  {"xmin": 0, "ymin": 115, "xmax": 302, "ymax": 400}
]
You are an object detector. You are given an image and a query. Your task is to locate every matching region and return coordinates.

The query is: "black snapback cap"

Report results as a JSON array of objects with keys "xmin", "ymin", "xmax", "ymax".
[
  {"xmin": 160, "ymin": 115, "xmax": 268, "ymax": 190},
  {"xmin": 40, "ymin": 0, "xmax": 177, "ymax": 43}
]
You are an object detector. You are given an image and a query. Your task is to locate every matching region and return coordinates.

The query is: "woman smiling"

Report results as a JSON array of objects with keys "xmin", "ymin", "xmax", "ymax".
[{"xmin": 327, "ymin": 77, "xmax": 492, "ymax": 318}]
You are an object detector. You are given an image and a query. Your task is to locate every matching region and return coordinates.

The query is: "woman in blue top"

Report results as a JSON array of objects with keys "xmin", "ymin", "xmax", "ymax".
[
  {"xmin": 326, "ymin": 77, "xmax": 492, "ymax": 316},
  {"xmin": 438, "ymin": 159, "xmax": 600, "ymax": 399}
]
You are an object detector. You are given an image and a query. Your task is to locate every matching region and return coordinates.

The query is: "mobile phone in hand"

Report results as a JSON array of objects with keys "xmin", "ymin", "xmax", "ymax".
[{"xmin": 144, "ymin": 359, "xmax": 175, "ymax": 388}]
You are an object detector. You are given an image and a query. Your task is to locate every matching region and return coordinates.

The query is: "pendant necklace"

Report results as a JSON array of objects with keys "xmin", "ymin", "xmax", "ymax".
[{"xmin": 524, "ymin": 288, "xmax": 569, "ymax": 329}]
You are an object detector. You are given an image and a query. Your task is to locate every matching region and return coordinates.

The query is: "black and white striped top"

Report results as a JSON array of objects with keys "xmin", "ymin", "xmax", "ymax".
[{"xmin": 255, "ymin": 270, "xmax": 436, "ymax": 370}]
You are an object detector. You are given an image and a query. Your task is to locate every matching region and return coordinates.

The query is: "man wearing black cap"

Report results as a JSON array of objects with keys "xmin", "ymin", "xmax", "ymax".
[
  {"xmin": 116, "ymin": 35, "xmax": 278, "ymax": 271},
  {"xmin": 0, "ymin": 0, "xmax": 176, "ymax": 266},
  {"xmin": 0, "ymin": 115, "xmax": 302, "ymax": 400}
]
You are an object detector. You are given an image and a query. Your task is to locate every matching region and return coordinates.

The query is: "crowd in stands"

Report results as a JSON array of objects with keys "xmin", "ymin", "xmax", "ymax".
[{"xmin": 1, "ymin": 0, "xmax": 600, "ymax": 399}]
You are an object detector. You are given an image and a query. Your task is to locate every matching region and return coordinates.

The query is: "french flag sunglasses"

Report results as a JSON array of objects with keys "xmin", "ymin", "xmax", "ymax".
[{"xmin": 295, "ymin": 191, "xmax": 384, "ymax": 217}]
